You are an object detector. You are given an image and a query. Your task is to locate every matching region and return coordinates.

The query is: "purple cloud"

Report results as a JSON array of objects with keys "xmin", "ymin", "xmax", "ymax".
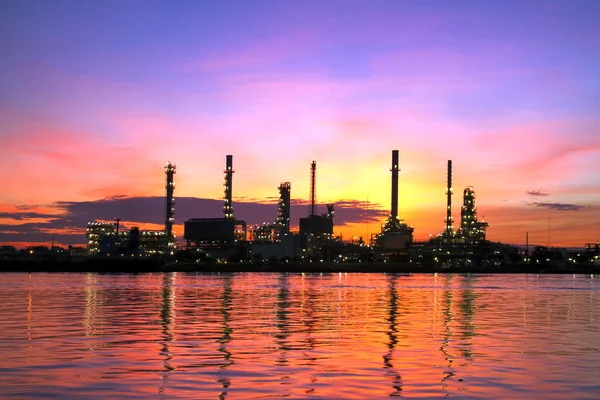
[
  {"xmin": 533, "ymin": 202, "xmax": 585, "ymax": 211},
  {"xmin": 527, "ymin": 190, "xmax": 549, "ymax": 197},
  {"xmin": 0, "ymin": 196, "xmax": 388, "ymax": 246}
]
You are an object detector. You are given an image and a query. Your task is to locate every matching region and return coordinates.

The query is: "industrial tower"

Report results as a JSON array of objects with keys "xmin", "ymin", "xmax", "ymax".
[
  {"xmin": 390, "ymin": 150, "xmax": 399, "ymax": 224},
  {"xmin": 309, "ymin": 160, "xmax": 317, "ymax": 216},
  {"xmin": 277, "ymin": 182, "xmax": 291, "ymax": 234},
  {"xmin": 223, "ymin": 155, "xmax": 234, "ymax": 220},
  {"xmin": 376, "ymin": 150, "xmax": 414, "ymax": 252},
  {"xmin": 165, "ymin": 162, "xmax": 176, "ymax": 253},
  {"xmin": 299, "ymin": 160, "xmax": 334, "ymax": 248},
  {"xmin": 444, "ymin": 160, "xmax": 454, "ymax": 240},
  {"xmin": 458, "ymin": 187, "xmax": 488, "ymax": 242},
  {"xmin": 381, "ymin": 150, "xmax": 412, "ymax": 233}
]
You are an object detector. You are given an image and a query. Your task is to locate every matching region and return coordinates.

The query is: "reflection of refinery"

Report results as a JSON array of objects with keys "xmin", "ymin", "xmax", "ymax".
[{"xmin": 80, "ymin": 149, "xmax": 531, "ymax": 267}]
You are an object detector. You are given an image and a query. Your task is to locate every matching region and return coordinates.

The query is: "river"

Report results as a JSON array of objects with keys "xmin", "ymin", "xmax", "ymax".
[{"xmin": 1, "ymin": 272, "xmax": 599, "ymax": 398}]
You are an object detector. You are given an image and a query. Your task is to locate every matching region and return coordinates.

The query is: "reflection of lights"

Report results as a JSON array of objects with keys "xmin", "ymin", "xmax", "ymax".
[
  {"xmin": 84, "ymin": 273, "xmax": 100, "ymax": 338},
  {"xmin": 27, "ymin": 292, "xmax": 32, "ymax": 341}
]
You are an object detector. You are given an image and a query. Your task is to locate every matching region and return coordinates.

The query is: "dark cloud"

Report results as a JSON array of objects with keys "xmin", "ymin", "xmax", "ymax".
[
  {"xmin": 1, "ymin": 196, "xmax": 388, "ymax": 246},
  {"xmin": 527, "ymin": 190, "xmax": 549, "ymax": 197},
  {"xmin": 533, "ymin": 202, "xmax": 585, "ymax": 211},
  {"xmin": 0, "ymin": 212, "xmax": 58, "ymax": 220}
]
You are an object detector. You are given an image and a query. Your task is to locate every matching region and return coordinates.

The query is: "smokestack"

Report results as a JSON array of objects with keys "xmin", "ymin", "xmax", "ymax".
[
  {"xmin": 223, "ymin": 155, "xmax": 234, "ymax": 220},
  {"xmin": 390, "ymin": 150, "xmax": 399, "ymax": 222},
  {"xmin": 445, "ymin": 160, "xmax": 453, "ymax": 236},
  {"xmin": 309, "ymin": 160, "xmax": 317, "ymax": 216},
  {"xmin": 164, "ymin": 162, "xmax": 176, "ymax": 253}
]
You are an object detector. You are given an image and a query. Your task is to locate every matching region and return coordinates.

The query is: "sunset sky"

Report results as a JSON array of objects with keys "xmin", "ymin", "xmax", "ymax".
[{"xmin": 1, "ymin": 0, "xmax": 599, "ymax": 248}]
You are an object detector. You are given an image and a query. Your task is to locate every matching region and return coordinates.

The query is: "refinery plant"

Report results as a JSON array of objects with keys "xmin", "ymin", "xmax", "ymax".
[
  {"xmin": 2, "ymin": 148, "xmax": 599, "ymax": 273},
  {"xmin": 80, "ymin": 150, "xmax": 501, "ymax": 264},
  {"xmin": 69, "ymin": 148, "xmax": 600, "ymax": 272}
]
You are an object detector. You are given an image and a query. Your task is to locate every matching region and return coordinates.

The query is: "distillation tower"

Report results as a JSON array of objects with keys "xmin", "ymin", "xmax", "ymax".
[
  {"xmin": 309, "ymin": 160, "xmax": 317, "ymax": 216},
  {"xmin": 276, "ymin": 182, "xmax": 291, "ymax": 234},
  {"xmin": 458, "ymin": 187, "xmax": 488, "ymax": 242},
  {"xmin": 252, "ymin": 182, "xmax": 292, "ymax": 242},
  {"xmin": 165, "ymin": 162, "xmax": 176, "ymax": 254}
]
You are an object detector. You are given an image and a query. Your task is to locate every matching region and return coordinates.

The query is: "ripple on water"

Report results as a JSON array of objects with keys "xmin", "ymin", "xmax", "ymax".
[{"xmin": 0, "ymin": 272, "xmax": 599, "ymax": 398}]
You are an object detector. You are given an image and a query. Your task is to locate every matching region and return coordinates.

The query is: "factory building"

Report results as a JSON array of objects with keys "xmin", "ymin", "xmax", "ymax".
[
  {"xmin": 299, "ymin": 213, "xmax": 333, "ymax": 241},
  {"xmin": 85, "ymin": 222, "xmax": 168, "ymax": 256},
  {"xmin": 185, "ymin": 218, "xmax": 236, "ymax": 245},
  {"xmin": 86, "ymin": 222, "xmax": 116, "ymax": 254},
  {"xmin": 252, "ymin": 233, "xmax": 302, "ymax": 262}
]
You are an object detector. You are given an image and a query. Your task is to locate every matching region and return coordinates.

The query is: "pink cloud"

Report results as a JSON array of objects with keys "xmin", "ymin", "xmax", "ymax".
[{"xmin": 0, "ymin": 112, "xmax": 161, "ymax": 204}]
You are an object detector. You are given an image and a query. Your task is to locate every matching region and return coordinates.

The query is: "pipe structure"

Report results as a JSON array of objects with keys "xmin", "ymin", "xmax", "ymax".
[
  {"xmin": 309, "ymin": 161, "xmax": 317, "ymax": 216},
  {"xmin": 390, "ymin": 150, "xmax": 399, "ymax": 223},
  {"xmin": 456, "ymin": 186, "xmax": 489, "ymax": 242},
  {"xmin": 445, "ymin": 160, "xmax": 453, "ymax": 237},
  {"xmin": 165, "ymin": 162, "xmax": 176, "ymax": 252},
  {"xmin": 223, "ymin": 155, "xmax": 234, "ymax": 220},
  {"xmin": 460, "ymin": 186, "xmax": 477, "ymax": 240},
  {"xmin": 277, "ymin": 182, "xmax": 291, "ymax": 233},
  {"xmin": 325, "ymin": 203, "xmax": 335, "ymax": 222}
]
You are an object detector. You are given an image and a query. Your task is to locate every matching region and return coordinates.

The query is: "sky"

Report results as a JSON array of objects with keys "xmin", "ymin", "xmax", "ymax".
[{"xmin": 1, "ymin": 0, "xmax": 599, "ymax": 248}]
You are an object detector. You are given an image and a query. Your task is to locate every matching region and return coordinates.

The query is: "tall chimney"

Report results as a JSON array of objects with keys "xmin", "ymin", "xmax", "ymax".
[
  {"xmin": 390, "ymin": 150, "xmax": 399, "ymax": 222},
  {"xmin": 445, "ymin": 160, "xmax": 453, "ymax": 236},
  {"xmin": 223, "ymin": 155, "xmax": 234, "ymax": 220},
  {"xmin": 309, "ymin": 160, "xmax": 317, "ymax": 216}
]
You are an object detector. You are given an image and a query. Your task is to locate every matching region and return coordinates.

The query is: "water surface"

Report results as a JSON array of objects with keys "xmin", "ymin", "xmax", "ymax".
[{"xmin": 1, "ymin": 272, "xmax": 599, "ymax": 398}]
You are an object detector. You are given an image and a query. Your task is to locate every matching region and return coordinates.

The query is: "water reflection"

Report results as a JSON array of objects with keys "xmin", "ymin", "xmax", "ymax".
[
  {"xmin": 217, "ymin": 274, "xmax": 233, "ymax": 399},
  {"xmin": 1, "ymin": 273, "xmax": 599, "ymax": 399},
  {"xmin": 158, "ymin": 272, "xmax": 176, "ymax": 397},
  {"xmin": 300, "ymin": 273, "xmax": 319, "ymax": 395},
  {"xmin": 27, "ymin": 275, "xmax": 32, "ymax": 342},
  {"xmin": 458, "ymin": 275, "xmax": 477, "ymax": 360},
  {"xmin": 440, "ymin": 273, "xmax": 455, "ymax": 392},
  {"xmin": 84, "ymin": 273, "xmax": 100, "ymax": 338},
  {"xmin": 275, "ymin": 273, "xmax": 290, "ymax": 366},
  {"xmin": 383, "ymin": 274, "xmax": 403, "ymax": 396}
]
